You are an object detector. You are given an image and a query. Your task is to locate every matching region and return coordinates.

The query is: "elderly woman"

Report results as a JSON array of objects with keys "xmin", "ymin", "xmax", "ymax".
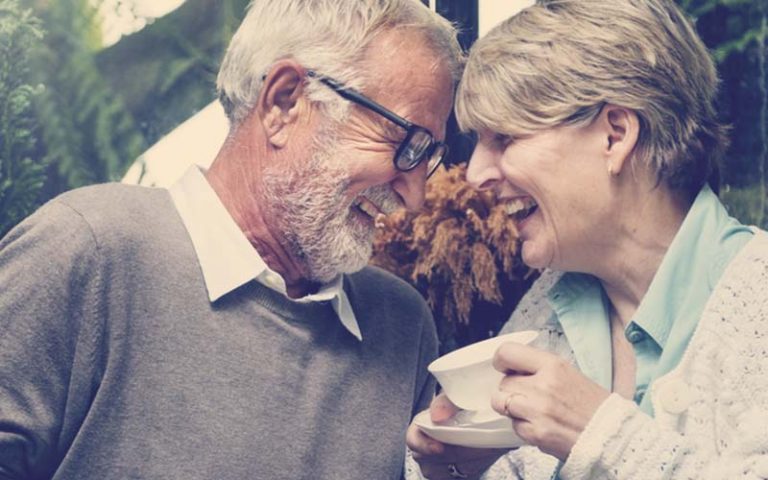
[{"xmin": 406, "ymin": 0, "xmax": 768, "ymax": 479}]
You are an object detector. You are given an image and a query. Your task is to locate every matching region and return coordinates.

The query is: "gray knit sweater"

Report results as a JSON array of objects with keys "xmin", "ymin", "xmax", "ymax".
[{"xmin": 0, "ymin": 184, "xmax": 437, "ymax": 480}]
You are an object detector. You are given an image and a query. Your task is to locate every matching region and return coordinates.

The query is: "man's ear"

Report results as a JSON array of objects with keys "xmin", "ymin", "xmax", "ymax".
[
  {"xmin": 257, "ymin": 60, "xmax": 308, "ymax": 148},
  {"xmin": 599, "ymin": 104, "xmax": 639, "ymax": 176}
]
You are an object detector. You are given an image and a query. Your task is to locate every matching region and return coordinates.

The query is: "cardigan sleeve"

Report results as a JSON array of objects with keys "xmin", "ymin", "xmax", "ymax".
[
  {"xmin": 0, "ymin": 200, "xmax": 106, "ymax": 479},
  {"xmin": 560, "ymin": 390, "xmax": 768, "ymax": 479},
  {"xmin": 559, "ymin": 238, "xmax": 768, "ymax": 480}
]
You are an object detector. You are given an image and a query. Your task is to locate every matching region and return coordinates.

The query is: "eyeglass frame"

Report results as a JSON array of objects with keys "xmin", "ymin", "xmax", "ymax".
[{"xmin": 306, "ymin": 70, "xmax": 448, "ymax": 178}]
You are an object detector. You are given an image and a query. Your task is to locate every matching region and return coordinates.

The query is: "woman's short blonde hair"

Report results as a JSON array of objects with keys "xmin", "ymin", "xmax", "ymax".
[{"xmin": 456, "ymin": 0, "xmax": 727, "ymax": 194}]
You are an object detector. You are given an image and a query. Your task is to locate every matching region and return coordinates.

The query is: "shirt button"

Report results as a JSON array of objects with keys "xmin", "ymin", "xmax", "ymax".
[
  {"xmin": 625, "ymin": 325, "xmax": 646, "ymax": 344},
  {"xmin": 633, "ymin": 385, "xmax": 647, "ymax": 403},
  {"xmin": 658, "ymin": 380, "xmax": 694, "ymax": 414}
]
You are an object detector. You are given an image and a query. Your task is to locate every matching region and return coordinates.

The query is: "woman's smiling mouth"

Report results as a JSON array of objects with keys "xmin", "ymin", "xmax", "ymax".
[{"xmin": 503, "ymin": 196, "xmax": 539, "ymax": 224}]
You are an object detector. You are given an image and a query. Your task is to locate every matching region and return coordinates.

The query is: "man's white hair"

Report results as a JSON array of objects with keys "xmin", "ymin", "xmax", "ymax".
[{"xmin": 217, "ymin": 0, "xmax": 463, "ymax": 127}]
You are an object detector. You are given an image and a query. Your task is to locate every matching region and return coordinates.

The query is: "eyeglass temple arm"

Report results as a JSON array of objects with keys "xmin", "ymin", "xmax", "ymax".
[{"xmin": 307, "ymin": 71, "xmax": 413, "ymax": 130}]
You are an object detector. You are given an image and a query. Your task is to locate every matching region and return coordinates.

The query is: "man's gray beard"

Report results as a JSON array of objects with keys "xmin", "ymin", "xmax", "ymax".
[{"xmin": 261, "ymin": 129, "xmax": 400, "ymax": 284}]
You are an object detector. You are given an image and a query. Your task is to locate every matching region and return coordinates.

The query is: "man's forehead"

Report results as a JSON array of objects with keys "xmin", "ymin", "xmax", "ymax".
[
  {"xmin": 354, "ymin": 29, "xmax": 454, "ymax": 138},
  {"xmin": 363, "ymin": 29, "xmax": 451, "ymax": 94}
]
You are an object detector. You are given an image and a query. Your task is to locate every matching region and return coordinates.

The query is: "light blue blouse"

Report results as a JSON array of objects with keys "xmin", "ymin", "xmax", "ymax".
[{"xmin": 546, "ymin": 185, "xmax": 753, "ymax": 415}]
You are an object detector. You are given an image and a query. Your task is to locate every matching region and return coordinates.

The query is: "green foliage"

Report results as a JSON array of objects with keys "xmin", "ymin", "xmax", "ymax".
[
  {"xmin": 94, "ymin": 0, "xmax": 250, "ymax": 145},
  {"xmin": 720, "ymin": 183, "xmax": 766, "ymax": 227},
  {"xmin": 712, "ymin": 23, "xmax": 765, "ymax": 63},
  {"xmin": 682, "ymin": 0, "xmax": 767, "ymax": 61},
  {"xmin": 32, "ymin": 0, "xmax": 146, "ymax": 191},
  {"xmin": 680, "ymin": 0, "xmax": 753, "ymax": 18},
  {"xmin": 0, "ymin": 0, "xmax": 46, "ymax": 238},
  {"xmin": 678, "ymin": 0, "xmax": 768, "ymax": 229},
  {"xmin": 0, "ymin": 0, "xmax": 249, "ymax": 236}
]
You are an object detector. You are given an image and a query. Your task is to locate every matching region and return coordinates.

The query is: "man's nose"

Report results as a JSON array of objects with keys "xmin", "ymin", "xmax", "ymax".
[{"xmin": 394, "ymin": 162, "xmax": 428, "ymax": 212}]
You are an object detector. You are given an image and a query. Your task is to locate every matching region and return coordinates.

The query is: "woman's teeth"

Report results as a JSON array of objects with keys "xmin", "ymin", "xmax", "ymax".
[{"xmin": 504, "ymin": 198, "xmax": 538, "ymax": 222}]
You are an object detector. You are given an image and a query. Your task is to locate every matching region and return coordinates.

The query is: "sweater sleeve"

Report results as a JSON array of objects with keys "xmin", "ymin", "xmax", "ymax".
[
  {"xmin": 412, "ymin": 309, "xmax": 438, "ymax": 418},
  {"xmin": 560, "ymin": 392, "xmax": 768, "ymax": 480},
  {"xmin": 0, "ymin": 200, "xmax": 106, "ymax": 479}
]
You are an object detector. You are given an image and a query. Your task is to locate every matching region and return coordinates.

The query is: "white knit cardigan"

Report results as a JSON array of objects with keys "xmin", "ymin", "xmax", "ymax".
[{"xmin": 407, "ymin": 230, "xmax": 768, "ymax": 480}]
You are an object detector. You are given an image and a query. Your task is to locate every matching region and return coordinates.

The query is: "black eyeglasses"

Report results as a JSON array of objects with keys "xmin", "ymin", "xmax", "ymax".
[{"xmin": 307, "ymin": 70, "xmax": 448, "ymax": 178}]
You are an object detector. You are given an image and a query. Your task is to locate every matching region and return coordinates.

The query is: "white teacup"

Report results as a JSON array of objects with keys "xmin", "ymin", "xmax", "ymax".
[{"xmin": 428, "ymin": 330, "xmax": 538, "ymax": 412}]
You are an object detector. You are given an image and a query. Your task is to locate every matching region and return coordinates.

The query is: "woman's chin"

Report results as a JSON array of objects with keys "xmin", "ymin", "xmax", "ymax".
[{"xmin": 520, "ymin": 241, "xmax": 553, "ymax": 270}]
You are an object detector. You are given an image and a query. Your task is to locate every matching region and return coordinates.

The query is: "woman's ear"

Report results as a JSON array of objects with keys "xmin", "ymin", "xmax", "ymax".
[
  {"xmin": 600, "ymin": 104, "xmax": 639, "ymax": 176},
  {"xmin": 257, "ymin": 60, "xmax": 309, "ymax": 148}
]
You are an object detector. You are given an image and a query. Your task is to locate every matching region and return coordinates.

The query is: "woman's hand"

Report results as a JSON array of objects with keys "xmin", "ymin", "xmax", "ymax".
[
  {"xmin": 490, "ymin": 342, "xmax": 610, "ymax": 460},
  {"xmin": 406, "ymin": 394, "xmax": 509, "ymax": 479}
]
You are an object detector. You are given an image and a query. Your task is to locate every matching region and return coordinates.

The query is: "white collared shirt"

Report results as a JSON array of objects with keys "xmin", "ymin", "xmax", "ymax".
[{"xmin": 169, "ymin": 166, "xmax": 362, "ymax": 341}]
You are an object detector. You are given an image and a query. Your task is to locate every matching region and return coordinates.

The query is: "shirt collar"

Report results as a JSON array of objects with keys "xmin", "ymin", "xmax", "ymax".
[
  {"xmin": 169, "ymin": 166, "xmax": 362, "ymax": 341},
  {"xmin": 547, "ymin": 273, "xmax": 613, "ymax": 390},
  {"xmin": 544, "ymin": 185, "xmax": 752, "ymax": 387},
  {"xmin": 632, "ymin": 184, "xmax": 749, "ymax": 348}
]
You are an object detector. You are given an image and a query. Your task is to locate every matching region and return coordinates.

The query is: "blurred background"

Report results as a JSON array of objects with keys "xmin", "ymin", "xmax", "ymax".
[{"xmin": 1, "ymin": 0, "xmax": 766, "ymax": 352}]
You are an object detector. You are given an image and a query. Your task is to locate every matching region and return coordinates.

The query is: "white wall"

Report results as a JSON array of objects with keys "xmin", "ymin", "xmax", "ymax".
[
  {"xmin": 122, "ymin": 101, "xmax": 227, "ymax": 187},
  {"xmin": 478, "ymin": 0, "xmax": 533, "ymax": 37}
]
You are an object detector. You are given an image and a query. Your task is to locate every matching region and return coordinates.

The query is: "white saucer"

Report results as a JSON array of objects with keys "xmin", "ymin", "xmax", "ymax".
[{"xmin": 413, "ymin": 410, "xmax": 524, "ymax": 449}]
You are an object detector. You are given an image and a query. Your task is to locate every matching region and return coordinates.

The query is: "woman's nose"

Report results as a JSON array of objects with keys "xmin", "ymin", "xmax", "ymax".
[{"xmin": 465, "ymin": 144, "xmax": 501, "ymax": 191}]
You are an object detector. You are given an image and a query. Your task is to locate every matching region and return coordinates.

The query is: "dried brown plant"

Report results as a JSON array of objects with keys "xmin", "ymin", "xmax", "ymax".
[{"xmin": 370, "ymin": 165, "xmax": 536, "ymax": 348}]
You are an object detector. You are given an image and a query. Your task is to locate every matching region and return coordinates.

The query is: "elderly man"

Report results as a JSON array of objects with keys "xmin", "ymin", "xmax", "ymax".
[{"xmin": 0, "ymin": 1, "xmax": 461, "ymax": 478}]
